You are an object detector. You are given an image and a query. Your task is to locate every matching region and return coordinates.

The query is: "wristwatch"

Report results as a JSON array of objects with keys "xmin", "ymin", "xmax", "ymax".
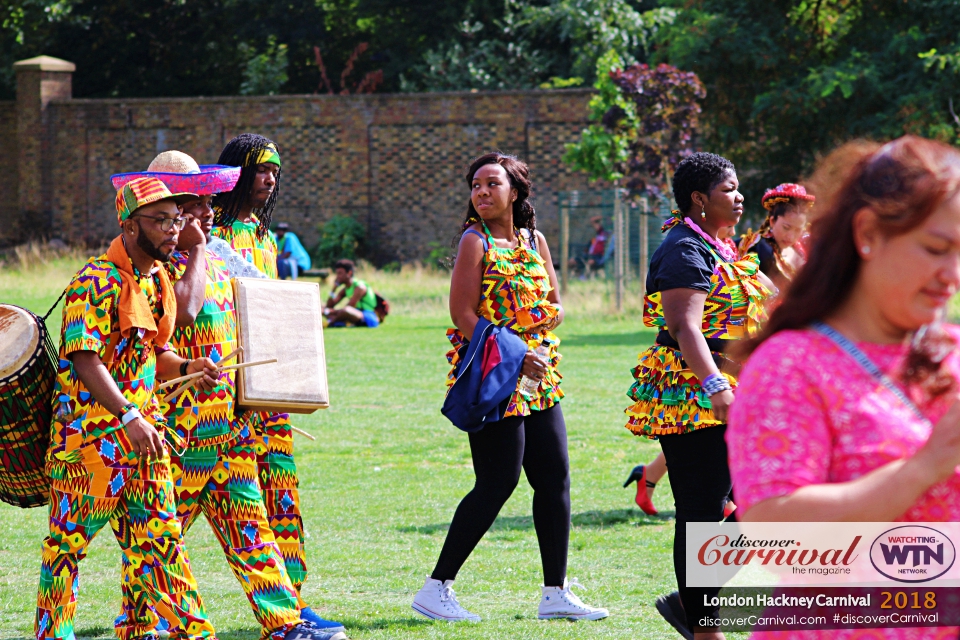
[{"xmin": 117, "ymin": 402, "xmax": 137, "ymax": 419}]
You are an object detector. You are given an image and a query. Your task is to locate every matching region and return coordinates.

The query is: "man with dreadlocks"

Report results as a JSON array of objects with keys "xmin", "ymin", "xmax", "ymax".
[{"xmin": 211, "ymin": 134, "xmax": 342, "ymax": 632}]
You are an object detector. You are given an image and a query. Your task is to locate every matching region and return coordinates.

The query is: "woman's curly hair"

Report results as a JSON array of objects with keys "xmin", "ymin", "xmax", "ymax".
[{"xmin": 672, "ymin": 152, "xmax": 736, "ymax": 215}]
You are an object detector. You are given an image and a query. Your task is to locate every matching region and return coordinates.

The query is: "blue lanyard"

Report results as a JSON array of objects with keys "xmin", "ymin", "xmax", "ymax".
[{"xmin": 810, "ymin": 321, "xmax": 930, "ymax": 425}]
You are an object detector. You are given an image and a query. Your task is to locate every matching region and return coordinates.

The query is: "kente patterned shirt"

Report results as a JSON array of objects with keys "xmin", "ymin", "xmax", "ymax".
[
  {"xmin": 212, "ymin": 217, "xmax": 279, "ymax": 279},
  {"xmin": 48, "ymin": 257, "xmax": 170, "ymax": 466},
  {"xmin": 162, "ymin": 249, "xmax": 244, "ymax": 448},
  {"xmin": 624, "ymin": 221, "xmax": 770, "ymax": 438},
  {"xmin": 728, "ymin": 327, "xmax": 960, "ymax": 640},
  {"xmin": 446, "ymin": 224, "xmax": 562, "ymax": 417}
]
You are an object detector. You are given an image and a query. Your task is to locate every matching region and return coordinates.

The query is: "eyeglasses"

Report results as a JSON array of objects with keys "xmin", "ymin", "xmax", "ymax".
[{"xmin": 133, "ymin": 214, "xmax": 187, "ymax": 232}]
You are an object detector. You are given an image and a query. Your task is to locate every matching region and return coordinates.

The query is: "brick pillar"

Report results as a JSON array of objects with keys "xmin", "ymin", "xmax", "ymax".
[{"xmin": 13, "ymin": 55, "xmax": 74, "ymax": 242}]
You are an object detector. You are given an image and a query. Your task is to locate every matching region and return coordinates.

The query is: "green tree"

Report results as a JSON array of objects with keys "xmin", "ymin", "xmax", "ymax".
[
  {"xmin": 400, "ymin": 0, "xmax": 675, "ymax": 92},
  {"xmin": 649, "ymin": 0, "xmax": 960, "ymax": 209},
  {"xmin": 564, "ymin": 50, "xmax": 706, "ymax": 201},
  {"xmin": 239, "ymin": 37, "xmax": 289, "ymax": 96}
]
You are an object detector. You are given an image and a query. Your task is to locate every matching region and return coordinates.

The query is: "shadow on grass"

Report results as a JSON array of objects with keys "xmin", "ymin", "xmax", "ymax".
[
  {"xmin": 213, "ymin": 618, "xmax": 430, "ymax": 638},
  {"xmin": 398, "ymin": 508, "xmax": 673, "ymax": 535},
  {"xmin": 561, "ymin": 331, "xmax": 656, "ymax": 347}
]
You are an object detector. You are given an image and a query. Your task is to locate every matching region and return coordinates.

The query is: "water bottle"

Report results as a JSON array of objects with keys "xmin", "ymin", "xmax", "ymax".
[{"xmin": 519, "ymin": 345, "xmax": 550, "ymax": 398}]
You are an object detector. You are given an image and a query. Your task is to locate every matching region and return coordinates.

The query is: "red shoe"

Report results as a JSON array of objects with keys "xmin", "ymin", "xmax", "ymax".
[
  {"xmin": 624, "ymin": 464, "xmax": 658, "ymax": 516},
  {"xmin": 723, "ymin": 500, "xmax": 737, "ymax": 519}
]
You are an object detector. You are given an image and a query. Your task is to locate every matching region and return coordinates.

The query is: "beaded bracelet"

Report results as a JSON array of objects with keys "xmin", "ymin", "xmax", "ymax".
[{"xmin": 702, "ymin": 372, "xmax": 732, "ymax": 397}]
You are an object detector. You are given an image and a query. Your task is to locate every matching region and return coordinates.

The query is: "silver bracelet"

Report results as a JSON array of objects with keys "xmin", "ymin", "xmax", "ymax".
[{"xmin": 702, "ymin": 373, "xmax": 732, "ymax": 397}]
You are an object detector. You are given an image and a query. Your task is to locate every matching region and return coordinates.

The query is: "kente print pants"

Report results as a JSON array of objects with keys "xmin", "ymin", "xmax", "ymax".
[
  {"xmin": 116, "ymin": 424, "xmax": 302, "ymax": 640},
  {"xmin": 256, "ymin": 413, "xmax": 307, "ymax": 596},
  {"xmin": 36, "ymin": 429, "xmax": 215, "ymax": 640}
]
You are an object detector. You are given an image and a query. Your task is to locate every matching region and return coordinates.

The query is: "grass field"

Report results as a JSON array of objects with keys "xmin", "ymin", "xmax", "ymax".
[{"xmin": 0, "ymin": 248, "xmax": 743, "ymax": 639}]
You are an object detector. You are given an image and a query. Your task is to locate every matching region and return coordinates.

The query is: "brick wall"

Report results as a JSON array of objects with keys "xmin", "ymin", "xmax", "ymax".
[{"xmin": 11, "ymin": 85, "xmax": 601, "ymax": 264}]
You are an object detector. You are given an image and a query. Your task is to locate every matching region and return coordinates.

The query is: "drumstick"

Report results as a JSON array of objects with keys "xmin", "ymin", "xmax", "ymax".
[
  {"xmin": 156, "ymin": 347, "xmax": 245, "ymax": 392},
  {"xmin": 159, "ymin": 358, "xmax": 277, "ymax": 402},
  {"xmin": 292, "ymin": 426, "xmax": 316, "ymax": 441}
]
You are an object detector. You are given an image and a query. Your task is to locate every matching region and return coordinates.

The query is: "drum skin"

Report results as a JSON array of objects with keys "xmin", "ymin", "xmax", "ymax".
[
  {"xmin": 0, "ymin": 304, "xmax": 55, "ymax": 508},
  {"xmin": 231, "ymin": 278, "xmax": 329, "ymax": 413}
]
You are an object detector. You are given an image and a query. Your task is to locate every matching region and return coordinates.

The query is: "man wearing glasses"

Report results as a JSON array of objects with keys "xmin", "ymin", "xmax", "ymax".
[
  {"xmin": 110, "ymin": 153, "xmax": 346, "ymax": 640},
  {"xmin": 36, "ymin": 177, "xmax": 229, "ymax": 640}
]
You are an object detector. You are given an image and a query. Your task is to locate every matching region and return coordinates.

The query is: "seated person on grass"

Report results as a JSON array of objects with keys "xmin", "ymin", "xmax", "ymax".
[
  {"xmin": 323, "ymin": 259, "xmax": 380, "ymax": 327},
  {"xmin": 275, "ymin": 222, "xmax": 311, "ymax": 279},
  {"xmin": 567, "ymin": 216, "xmax": 607, "ymax": 278}
]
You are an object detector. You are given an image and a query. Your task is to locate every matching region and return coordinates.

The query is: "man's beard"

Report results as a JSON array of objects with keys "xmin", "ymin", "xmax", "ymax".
[{"xmin": 135, "ymin": 223, "xmax": 172, "ymax": 262}]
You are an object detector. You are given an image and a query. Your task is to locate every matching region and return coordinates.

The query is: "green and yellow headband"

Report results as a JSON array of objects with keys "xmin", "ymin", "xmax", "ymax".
[{"xmin": 248, "ymin": 142, "xmax": 281, "ymax": 169}]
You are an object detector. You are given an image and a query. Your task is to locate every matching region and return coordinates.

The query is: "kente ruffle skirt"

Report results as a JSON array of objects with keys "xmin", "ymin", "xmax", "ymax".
[{"xmin": 624, "ymin": 344, "xmax": 736, "ymax": 438}]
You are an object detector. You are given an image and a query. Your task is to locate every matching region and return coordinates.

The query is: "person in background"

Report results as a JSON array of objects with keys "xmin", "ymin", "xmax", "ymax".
[
  {"xmin": 738, "ymin": 183, "xmax": 814, "ymax": 287},
  {"xmin": 729, "ymin": 135, "xmax": 960, "ymax": 640},
  {"xmin": 323, "ymin": 259, "xmax": 380, "ymax": 328},
  {"xmin": 568, "ymin": 215, "xmax": 608, "ymax": 277},
  {"xmin": 275, "ymin": 222, "xmax": 312, "ymax": 280}
]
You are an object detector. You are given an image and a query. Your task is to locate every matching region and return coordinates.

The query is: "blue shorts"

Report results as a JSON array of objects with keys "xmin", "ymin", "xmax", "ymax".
[{"xmin": 361, "ymin": 310, "xmax": 380, "ymax": 328}]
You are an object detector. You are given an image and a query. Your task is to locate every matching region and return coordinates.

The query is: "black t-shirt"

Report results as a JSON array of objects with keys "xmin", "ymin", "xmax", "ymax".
[
  {"xmin": 646, "ymin": 224, "xmax": 716, "ymax": 295},
  {"xmin": 747, "ymin": 236, "xmax": 776, "ymax": 276},
  {"xmin": 646, "ymin": 224, "xmax": 723, "ymax": 352}
]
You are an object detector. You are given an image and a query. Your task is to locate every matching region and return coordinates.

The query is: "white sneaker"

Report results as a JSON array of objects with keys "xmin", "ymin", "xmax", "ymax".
[
  {"xmin": 411, "ymin": 577, "xmax": 481, "ymax": 622},
  {"xmin": 538, "ymin": 578, "xmax": 609, "ymax": 620}
]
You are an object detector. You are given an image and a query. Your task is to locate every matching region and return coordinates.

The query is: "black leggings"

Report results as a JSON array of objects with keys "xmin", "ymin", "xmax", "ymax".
[
  {"xmin": 659, "ymin": 425, "xmax": 734, "ymax": 632},
  {"xmin": 431, "ymin": 403, "xmax": 571, "ymax": 586}
]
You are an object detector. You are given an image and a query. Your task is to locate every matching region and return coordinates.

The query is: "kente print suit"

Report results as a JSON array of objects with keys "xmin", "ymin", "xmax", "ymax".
[
  {"xmin": 116, "ymin": 250, "xmax": 303, "ymax": 640},
  {"xmin": 38, "ymin": 256, "xmax": 215, "ymax": 640},
  {"xmin": 211, "ymin": 218, "xmax": 307, "ymax": 593}
]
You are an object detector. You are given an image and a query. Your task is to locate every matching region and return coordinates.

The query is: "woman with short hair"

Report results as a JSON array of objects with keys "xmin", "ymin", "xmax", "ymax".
[
  {"xmin": 728, "ymin": 135, "xmax": 960, "ymax": 640},
  {"xmin": 624, "ymin": 152, "xmax": 772, "ymax": 640}
]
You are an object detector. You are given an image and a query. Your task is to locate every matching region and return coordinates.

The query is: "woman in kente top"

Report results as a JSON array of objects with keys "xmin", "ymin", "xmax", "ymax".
[
  {"xmin": 738, "ymin": 183, "xmax": 814, "ymax": 287},
  {"xmin": 624, "ymin": 152, "xmax": 771, "ymax": 640},
  {"xmin": 411, "ymin": 152, "xmax": 607, "ymax": 624}
]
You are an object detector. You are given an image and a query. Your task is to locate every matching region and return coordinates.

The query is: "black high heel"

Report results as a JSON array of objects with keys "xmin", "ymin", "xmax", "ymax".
[{"xmin": 623, "ymin": 464, "xmax": 645, "ymax": 488}]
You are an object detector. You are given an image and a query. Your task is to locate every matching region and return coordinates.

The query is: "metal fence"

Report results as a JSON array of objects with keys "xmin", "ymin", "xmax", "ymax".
[{"xmin": 557, "ymin": 189, "xmax": 673, "ymax": 310}]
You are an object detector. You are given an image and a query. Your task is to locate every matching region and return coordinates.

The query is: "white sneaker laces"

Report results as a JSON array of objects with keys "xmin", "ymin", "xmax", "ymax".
[
  {"xmin": 440, "ymin": 584, "xmax": 464, "ymax": 611},
  {"xmin": 562, "ymin": 579, "xmax": 589, "ymax": 609}
]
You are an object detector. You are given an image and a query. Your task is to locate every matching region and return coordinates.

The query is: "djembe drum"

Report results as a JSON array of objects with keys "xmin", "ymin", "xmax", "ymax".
[{"xmin": 0, "ymin": 304, "xmax": 56, "ymax": 508}]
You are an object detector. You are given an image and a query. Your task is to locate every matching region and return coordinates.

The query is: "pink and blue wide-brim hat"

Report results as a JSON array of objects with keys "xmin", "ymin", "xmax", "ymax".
[{"xmin": 110, "ymin": 164, "xmax": 241, "ymax": 196}]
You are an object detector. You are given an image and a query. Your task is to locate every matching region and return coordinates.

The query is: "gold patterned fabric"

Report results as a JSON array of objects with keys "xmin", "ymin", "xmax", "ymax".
[
  {"xmin": 627, "ymin": 222, "xmax": 771, "ymax": 438},
  {"xmin": 446, "ymin": 224, "xmax": 562, "ymax": 417}
]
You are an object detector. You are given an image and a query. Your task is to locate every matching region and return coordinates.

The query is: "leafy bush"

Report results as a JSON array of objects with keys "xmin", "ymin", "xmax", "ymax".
[
  {"xmin": 314, "ymin": 215, "xmax": 366, "ymax": 267},
  {"xmin": 426, "ymin": 241, "xmax": 455, "ymax": 271}
]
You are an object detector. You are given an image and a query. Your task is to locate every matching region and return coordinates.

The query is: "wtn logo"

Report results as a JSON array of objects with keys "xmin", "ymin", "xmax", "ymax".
[
  {"xmin": 870, "ymin": 526, "xmax": 956, "ymax": 583},
  {"xmin": 879, "ymin": 543, "xmax": 944, "ymax": 567}
]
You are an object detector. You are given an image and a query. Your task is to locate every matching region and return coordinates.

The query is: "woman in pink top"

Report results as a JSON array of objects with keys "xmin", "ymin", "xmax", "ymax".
[{"xmin": 728, "ymin": 135, "xmax": 960, "ymax": 640}]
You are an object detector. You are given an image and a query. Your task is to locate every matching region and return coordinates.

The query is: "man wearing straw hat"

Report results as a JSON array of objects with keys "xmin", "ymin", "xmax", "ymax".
[
  {"xmin": 36, "ymin": 177, "xmax": 225, "ymax": 640},
  {"xmin": 109, "ymin": 152, "xmax": 347, "ymax": 640}
]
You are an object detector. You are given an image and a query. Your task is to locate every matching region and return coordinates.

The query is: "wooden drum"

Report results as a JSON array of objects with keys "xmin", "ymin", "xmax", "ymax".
[
  {"xmin": 232, "ymin": 278, "xmax": 329, "ymax": 414},
  {"xmin": 0, "ymin": 304, "xmax": 56, "ymax": 508}
]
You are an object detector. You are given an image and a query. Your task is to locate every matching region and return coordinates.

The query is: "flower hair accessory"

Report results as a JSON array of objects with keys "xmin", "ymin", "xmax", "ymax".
[{"xmin": 761, "ymin": 183, "xmax": 816, "ymax": 211}]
